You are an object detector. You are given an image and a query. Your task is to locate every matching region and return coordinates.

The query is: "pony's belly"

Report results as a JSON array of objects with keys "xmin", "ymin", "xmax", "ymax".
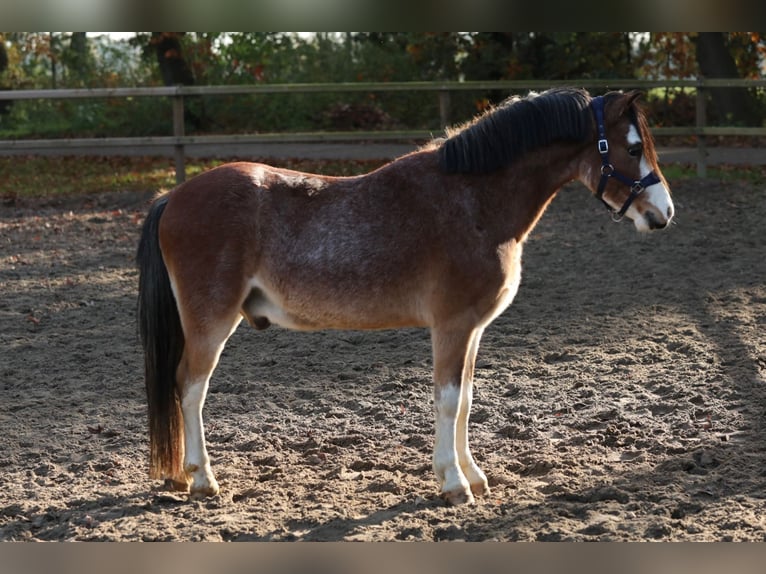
[
  {"xmin": 242, "ymin": 281, "xmax": 316, "ymax": 330},
  {"xmin": 243, "ymin": 276, "xmax": 423, "ymax": 331}
]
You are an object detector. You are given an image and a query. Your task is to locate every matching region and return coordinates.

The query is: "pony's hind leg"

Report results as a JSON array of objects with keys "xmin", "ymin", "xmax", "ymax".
[{"xmin": 176, "ymin": 313, "xmax": 242, "ymax": 499}]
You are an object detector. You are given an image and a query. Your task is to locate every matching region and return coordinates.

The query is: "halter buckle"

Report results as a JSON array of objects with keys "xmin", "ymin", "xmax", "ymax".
[
  {"xmin": 600, "ymin": 163, "xmax": 614, "ymax": 176},
  {"xmin": 630, "ymin": 181, "xmax": 644, "ymax": 195},
  {"xmin": 598, "ymin": 139, "xmax": 609, "ymax": 154}
]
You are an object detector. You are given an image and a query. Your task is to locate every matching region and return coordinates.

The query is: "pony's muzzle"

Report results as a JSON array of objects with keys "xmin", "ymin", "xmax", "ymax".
[
  {"xmin": 645, "ymin": 209, "xmax": 669, "ymax": 230},
  {"xmin": 639, "ymin": 190, "xmax": 674, "ymax": 231}
]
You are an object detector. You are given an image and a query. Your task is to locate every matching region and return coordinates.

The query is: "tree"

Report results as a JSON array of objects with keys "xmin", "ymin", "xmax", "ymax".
[
  {"xmin": 61, "ymin": 32, "xmax": 94, "ymax": 87},
  {"xmin": 0, "ymin": 39, "xmax": 7, "ymax": 75},
  {"xmin": 0, "ymin": 37, "xmax": 10, "ymax": 116},
  {"xmin": 145, "ymin": 32, "xmax": 203, "ymax": 129},
  {"xmin": 695, "ymin": 32, "xmax": 761, "ymax": 125},
  {"xmin": 150, "ymin": 32, "xmax": 195, "ymax": 86}
]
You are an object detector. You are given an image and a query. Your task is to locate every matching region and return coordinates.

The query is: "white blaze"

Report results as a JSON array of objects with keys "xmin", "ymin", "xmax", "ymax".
[{"xmin": 625, "ymin": 124, "xmax": 674, "ymax": 230}]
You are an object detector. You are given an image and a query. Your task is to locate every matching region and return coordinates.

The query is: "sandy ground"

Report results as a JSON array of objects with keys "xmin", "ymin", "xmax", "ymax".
[{"xmin": 1, "ymin": 174, "xmax": 764, "ymax": 541}]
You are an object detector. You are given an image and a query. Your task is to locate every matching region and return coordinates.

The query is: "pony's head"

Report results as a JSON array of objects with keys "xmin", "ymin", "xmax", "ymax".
[
  {"xmin": 580, "ymin": 91, "xmax": 674, "ymax": 232},
  {"xmin": 437, "ymin": 87, "xmax": 673, "ymax": 232}
]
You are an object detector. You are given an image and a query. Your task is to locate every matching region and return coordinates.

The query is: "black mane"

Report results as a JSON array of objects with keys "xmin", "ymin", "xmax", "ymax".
[{"xmin": 438, "ymin": 87, "xmax": 594, "ymax": 174}]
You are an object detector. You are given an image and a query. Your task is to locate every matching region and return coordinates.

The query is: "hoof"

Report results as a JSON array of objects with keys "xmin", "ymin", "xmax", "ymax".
[
  {"xmin": 189, "ymin": 484, "xmax": 220, "ymax": 500},
  {"xmin": 470, "ymin": 482, "xmax": 491, "ymax": 498},
  {"xmin": 164, "ymin": 478, "xmax": 191, "ymax": 493},
  {"xmin": 440, "ymin": 487, "xmax": 475, "ymax": 506}
]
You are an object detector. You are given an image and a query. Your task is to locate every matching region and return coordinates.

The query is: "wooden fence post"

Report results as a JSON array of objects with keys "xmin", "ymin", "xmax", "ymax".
[
  {"xmin": 695, "ymin": 79, "xmax": 707, "ymax": 178},
  {"xmin": 172, "ymin": 91, "xmax": 186, "ymax": 184}
]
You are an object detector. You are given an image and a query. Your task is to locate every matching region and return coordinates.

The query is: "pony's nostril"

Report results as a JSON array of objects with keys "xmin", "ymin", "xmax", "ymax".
[{"xmin": 646, "ymin": 211, "xmax": 667, "ymax": 230}]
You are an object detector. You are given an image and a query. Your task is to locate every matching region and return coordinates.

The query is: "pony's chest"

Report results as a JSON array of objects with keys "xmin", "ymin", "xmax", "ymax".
[{"xmin": 494, "ymin": 238, "xmax": 524, "ymax": 310}]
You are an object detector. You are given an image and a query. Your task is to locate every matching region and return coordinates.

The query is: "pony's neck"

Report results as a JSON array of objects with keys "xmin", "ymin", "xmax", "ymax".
[{"xmin": 488, "ymin": 140, "xmax": 589, "ymax": 243}]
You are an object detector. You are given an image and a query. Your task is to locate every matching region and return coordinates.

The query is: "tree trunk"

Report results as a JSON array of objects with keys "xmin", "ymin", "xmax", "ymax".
[
  {"xmin": 66, "ymin": 32, "xmax": 91, "ymax": 85},
  {"xmin": 151, "ymin": 32, "xmax": 195, "ymax": 86},
  {"xmin": 0, "ymin": 40, "xmax": 7, "ymax": 74},
  {"xmin": 695, "ymin": 32, "xmax": 759, "ymax": 125},
  {"xmin": 49, "ymin": 32, "xmax": 58, "ymax": 89},
  {"xmin": 151, "ymin": 33, "xmax": 202, "ymax": 129},
  {"xmin": 0, "ymin": 40, "xmax": 10, "ymax": 115}
]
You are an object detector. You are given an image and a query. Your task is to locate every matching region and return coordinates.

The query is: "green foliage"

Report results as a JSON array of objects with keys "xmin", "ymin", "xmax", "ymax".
[
  {"xmin": 453, "ymin": 32, "xmax": 636, "ymax": 94},
  {"xmin": 0, "ymin": 32, "xmax": 764, "ymax": 139},
  {"xmin": 0, "ymin": 96, "xmax": 173, "ymax": 138}
]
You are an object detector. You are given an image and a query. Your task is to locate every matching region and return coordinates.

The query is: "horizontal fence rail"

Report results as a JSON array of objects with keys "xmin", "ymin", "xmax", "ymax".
[{"xmin": 2, "ymin": 78, "xmax": 765, "ymax": 181}]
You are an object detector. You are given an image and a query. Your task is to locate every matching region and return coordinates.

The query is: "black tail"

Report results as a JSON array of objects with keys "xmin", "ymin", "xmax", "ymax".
[{"xmin": 137, "ymin": 195, "xmax": 185, "ymax": 480}]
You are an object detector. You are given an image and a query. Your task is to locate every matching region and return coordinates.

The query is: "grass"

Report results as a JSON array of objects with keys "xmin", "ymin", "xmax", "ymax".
[
  {"xmin": 1, "ymin": 155, "xmax": 764, "ymax": 201},
  {"xmin": 661, "ymin": 163, "xmax": 766, "ymax": 184},
  {"xmin": 0, "ymin": 156, "xmax": 194, "ymax": 199},
  {"xmin": 0, "ymin": 156, "xmax": 387, "ymax": 200}
]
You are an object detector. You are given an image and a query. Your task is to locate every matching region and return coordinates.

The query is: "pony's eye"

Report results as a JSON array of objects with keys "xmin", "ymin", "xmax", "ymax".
[{"xmin": 628, "ymin": 145, "xmax": 643, "ymax": 158}]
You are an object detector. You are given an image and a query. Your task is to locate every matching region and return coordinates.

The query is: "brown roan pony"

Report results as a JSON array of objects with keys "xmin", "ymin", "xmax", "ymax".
[{"xmin": 137, "ymin": 88, "xmax": 674, "ymax": 505}]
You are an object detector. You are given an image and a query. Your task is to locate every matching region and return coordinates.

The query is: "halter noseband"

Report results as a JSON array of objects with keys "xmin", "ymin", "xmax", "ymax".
[{"xmin": 591, "ymin": 95, "xmax": 661, "ymax": 222}]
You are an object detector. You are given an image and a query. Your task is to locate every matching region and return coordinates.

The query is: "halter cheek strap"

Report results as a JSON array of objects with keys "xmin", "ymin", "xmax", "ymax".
[{"xmin": 591, "ymin": 96, "xmax": 661, "ymax": 221}]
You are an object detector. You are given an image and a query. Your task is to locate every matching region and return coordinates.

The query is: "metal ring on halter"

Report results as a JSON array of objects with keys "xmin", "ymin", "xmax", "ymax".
[{"xmin": 600, "ymin": 164, "xmax": 615, "ymax": 176}]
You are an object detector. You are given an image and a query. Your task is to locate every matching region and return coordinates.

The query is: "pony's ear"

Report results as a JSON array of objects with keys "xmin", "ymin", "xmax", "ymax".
[{"xmin": 618, "ymin": 90, "xmax": 644, "ymax": 115}]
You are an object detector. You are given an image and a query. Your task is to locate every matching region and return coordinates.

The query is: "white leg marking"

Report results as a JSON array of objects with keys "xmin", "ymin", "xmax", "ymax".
[
  {"xmin": 182, "ymin": 377, "xmax": 219, "ymax": 497},
  {"xmin": 433, "ymin": 384, "xmax": 472, "ymax": 503},
  {"xmin": 176, "ymin": 323, "xmax": 240, "ymax": 498}
]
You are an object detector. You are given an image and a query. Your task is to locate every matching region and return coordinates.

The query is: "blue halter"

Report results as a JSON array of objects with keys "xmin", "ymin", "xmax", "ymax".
[{"xmin": 591, "ymin": 95, "xmax": 661, "ymax": 221}]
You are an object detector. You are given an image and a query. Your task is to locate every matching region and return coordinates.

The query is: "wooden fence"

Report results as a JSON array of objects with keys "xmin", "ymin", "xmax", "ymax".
[{"xmin": 1, "ymin": 78, "xmax": 765, "ymax": 182}]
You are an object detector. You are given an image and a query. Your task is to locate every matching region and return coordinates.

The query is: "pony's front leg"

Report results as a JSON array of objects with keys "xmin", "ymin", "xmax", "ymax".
[
  {"xmin": 431, "ymin": 325, "xmax": 476, "ymax": 505},
  {"xmin": 456, "ymin": 328, "xmax": 490, "ymax": 498},
  {"xmin": 455, "ymin": 389, "xmax": 490, "ymax": 498},
  {"xmin": 433, "ymin": 383, "xmax": 471, "ymax": 505}
]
